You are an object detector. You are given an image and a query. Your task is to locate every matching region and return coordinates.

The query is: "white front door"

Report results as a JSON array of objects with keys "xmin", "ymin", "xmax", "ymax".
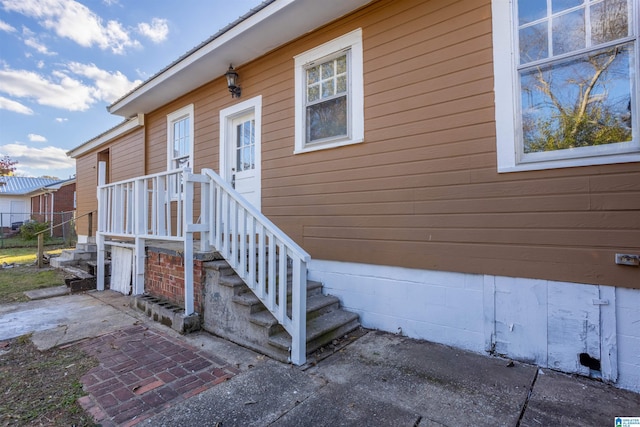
[{"xmin": 220, "ymin": 96, "xmax": 262, "ymax": 210}]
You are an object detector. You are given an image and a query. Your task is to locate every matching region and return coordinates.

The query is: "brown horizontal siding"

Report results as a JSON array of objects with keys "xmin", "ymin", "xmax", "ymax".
[
  {"xmin": 291, "ymin": 211, "xmax": 640, "ymax": 231},
  {"xmin": 132, "ymin": 0, "xmax": 638, "ymax": 289},
  {"xmin": 75, "ymin": 151, "xmax": 97, "ymax": 236},
  {"xmin": 74, "ymin": 128, "xmax": 145, "ymax": 236},
  {"xmin": 110, "ymin": 129, "xmax": 145, "ymax": 182},
  {"xmin": 259, "ymin": 0, "xmax": 639, "ymax": 289},
  {"xmin": 302, "ymin": 236, "xmax": 639, "ymax": 286},
  {"xmin": 303, "ymin": 226, "xmax": 639, "ymax": 250}
]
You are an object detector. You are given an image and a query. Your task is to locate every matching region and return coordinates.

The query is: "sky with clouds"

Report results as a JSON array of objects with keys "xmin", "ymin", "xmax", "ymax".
[{"xmin": 0, "ymin": 0, "xmax": 263, "ymax": 179}]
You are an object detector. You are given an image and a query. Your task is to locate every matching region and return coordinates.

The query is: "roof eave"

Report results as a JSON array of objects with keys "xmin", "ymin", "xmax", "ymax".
[
  {"xmin": 107, "ymin": 0, "xmax": 372, "ymax": 117},
  {"xmin": 67, "ymin": 114, "xmax": 144, "ymax": 159}
]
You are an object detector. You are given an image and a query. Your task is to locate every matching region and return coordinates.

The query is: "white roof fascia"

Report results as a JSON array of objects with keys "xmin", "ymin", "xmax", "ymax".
[
  {"xmin": 67, "ymin": 114, "xmax": 144, "ymax": 159},
  {"xmin": 107, "ymin": 0, "xmax": 372, "ymax": 117}
]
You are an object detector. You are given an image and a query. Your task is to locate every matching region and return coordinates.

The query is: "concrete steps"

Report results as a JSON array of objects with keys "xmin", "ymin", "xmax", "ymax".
[
  {"xmin": 51, "ymin": 242, "xmax": 109, "ymax": 293},
  {"xmin": 202, "ymin": 259, "xmax": 360, "ymax": 363},
  {"xmin": 63, "ymin": 265, "xmax": 97, "ymax": 293},
  {"xmin": 50, "ymin": 242, "xmax": 97, "ymax": 269}
]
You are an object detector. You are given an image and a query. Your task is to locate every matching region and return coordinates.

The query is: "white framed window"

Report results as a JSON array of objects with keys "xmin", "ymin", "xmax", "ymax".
[
  {"xmin": 294, "ymin": 28, "xmax": 364, "ymax": 153},
  {"xmin": 167, "ymin": 104, "xmax": 194, "ymax": 171},
  {"xmin": 492, "ymin": 0, "xmax": 639, "ymax": 172}
]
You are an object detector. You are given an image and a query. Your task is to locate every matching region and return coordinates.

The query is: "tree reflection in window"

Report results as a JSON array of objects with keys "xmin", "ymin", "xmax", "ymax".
[
  {"xmin": 517, "ymin": 0, "xmax": 634, "ymax": 154},
  {"xmin": 521, "ymin": 45, "xmax": 633, "ymax": 153}
]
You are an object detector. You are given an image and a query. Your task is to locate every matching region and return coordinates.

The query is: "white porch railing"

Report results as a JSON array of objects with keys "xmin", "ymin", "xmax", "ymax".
[
  {"xmin": 96, "ymin": 165, "xmax": 310, "ymax": 365},
  {"xmin": 97, "ymin": 168, "xmax": 187, "ymax": 240}
]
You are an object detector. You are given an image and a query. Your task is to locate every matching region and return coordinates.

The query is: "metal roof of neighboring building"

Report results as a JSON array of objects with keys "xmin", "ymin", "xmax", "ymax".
[{"xmin": 0, "ymin": 176, "xmax": 60, "ymax": 195}]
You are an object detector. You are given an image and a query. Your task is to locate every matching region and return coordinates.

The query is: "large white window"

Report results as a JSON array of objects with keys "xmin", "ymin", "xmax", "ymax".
[
  {"xmin": 492, "ymin": 0, "xmax": 639, "ymax": 172},
  {"xmin": 294, "ymin": 28, "xmax": 364, "ymax": 153},
  {"xmin": 167, "ymin": 104, "xmax": 194, "ymax": 171}
]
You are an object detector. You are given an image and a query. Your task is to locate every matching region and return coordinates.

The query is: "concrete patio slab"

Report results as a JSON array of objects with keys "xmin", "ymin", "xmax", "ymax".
[
  {"xmin": 0, "ymin": 293, "xmax": 138, "ymax": 349},
  {"xmin": 1, "ymin": 290, "xmax": 638, "ymax": 426},
  {"xmin": 520, "ymin": 368, "xmax": 640, "ymax": 426},
  {"xmin": 290, "ymin": 331, "xmax": 537, "ymax": 427},
  {"xmin": 145, "ymin": 359, "xmax": 326, "ymax": 427}
]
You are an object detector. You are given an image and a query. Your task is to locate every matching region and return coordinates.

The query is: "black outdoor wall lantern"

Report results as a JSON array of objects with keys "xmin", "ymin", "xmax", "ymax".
[{"xmin": 225, "ymin": 65, "xmax": 241, "ymax": 98}]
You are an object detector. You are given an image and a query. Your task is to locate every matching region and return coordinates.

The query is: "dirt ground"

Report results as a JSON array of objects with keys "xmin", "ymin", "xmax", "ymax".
[{"xmin": 0, "ymin": 334, "xmax": 98, "ymax": 426}]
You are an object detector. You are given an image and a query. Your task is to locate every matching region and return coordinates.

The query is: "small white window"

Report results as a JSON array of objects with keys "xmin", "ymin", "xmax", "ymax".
[
  {"xmin": 167, "ymin": 104, "xmax": 194, "ymax": 171},
  {"xmin": 492, "ymin": 0, "xmax": 639, "ymax": 172},
  {"xmin": 294, "ymin": 29, "xmax": 364, "ymax": 153}
]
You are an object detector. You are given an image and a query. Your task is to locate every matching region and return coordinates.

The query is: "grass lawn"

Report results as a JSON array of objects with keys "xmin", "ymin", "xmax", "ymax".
[
  {"xmin": 0, "ymin": 335, "xmax": 98, "ymax": 426},
  {"xmin": 0, "ymin": 245, "xmax": 70, "ymax": 265},
  {"xmin": 1, "ymin": 236, "xmax": 68, "ymax": 248},
  {"xmin": 0, "ymin": 245, "xmax": 73, "ymax": 304},
  {"xmin": 0, "ymin": 266, "xmax": 69, "ymax": 304},
  {"xmin": 0, "ymin": 243, "xmax": 96, "ymax": 425}
]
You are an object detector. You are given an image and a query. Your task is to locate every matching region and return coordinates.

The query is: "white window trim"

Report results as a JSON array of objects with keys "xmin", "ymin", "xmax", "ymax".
[
  {"xmin": 166, "ymin": 104, "xmax": 194, "ymax": 171},
  {"xmin": 294, "ymin": 28, "xmax": 364, "ymax": 154},
  {"xmin": 491, "ymin": 1, "xmax": 640, "ymax": 173},
  {"xmin": 219, "ymin": 95, "xmax": 262, "ymax": 209}
]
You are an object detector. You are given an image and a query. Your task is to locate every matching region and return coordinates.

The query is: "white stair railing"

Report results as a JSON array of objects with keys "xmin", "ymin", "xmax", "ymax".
[
  {"xmin": 198, "ymin": 168, "xmax": 310, "ymax": 365},
  {"xmin": 96, "ymin": 167, "xmax": 310, "ymax": 365}
]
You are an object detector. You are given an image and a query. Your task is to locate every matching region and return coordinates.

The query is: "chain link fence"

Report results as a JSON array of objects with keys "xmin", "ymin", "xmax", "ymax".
[{"xmin": 0, "ymin": 211, "xmax": 77, "ymax": 249}]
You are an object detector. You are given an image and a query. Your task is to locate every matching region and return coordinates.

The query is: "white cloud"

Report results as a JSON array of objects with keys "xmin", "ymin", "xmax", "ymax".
[
  {"xmin": 21, "ymin": 26, "xmax": 56, "ymax": 55},
  {"xmin": 0, "ymin": 96, "xmax": 34, "ymax": 114},
  {"xmin": 55, "ymin": 117, "xmax": 67, "ymax": 123},
  {"xmin": 138, "ymin": 18, "xmax": 168, "ymax": 43},
  {"xmin": 36, "ymin": 60, "xmax": 45, "ymax": 69},
  {"xmin": 0, "ymin": 66, "xmax": 94, "ymax": 111},
  {"xmin": 0, "ymin": 63, "xmax": 140, "ymax": 111},
  {"xmin": 28, "ymin": 133, "xmax": 47, "ymax": 142},
  {"xmin": 67, "ymin": 62, "xmax": 141, "ymax": 103},
  {"xmin": 24, "ymin": 36, "xmax": 56, "ymax": 55},
  {"xmin": 0, "ymin": 143, "xmax": 74, "ymax": 171},
  {"xmin": 0, "ymin": 19, "xmax": 16, "ymax": 32},
  {"xmin": 1, "ymin": 0, "xmax": 141, "ymax": 54}
]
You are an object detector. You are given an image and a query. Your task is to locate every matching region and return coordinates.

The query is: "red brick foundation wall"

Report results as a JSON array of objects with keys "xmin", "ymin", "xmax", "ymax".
[{"xmin": 144, "ymin": 249, "xmax": 206, "ymax": 314}]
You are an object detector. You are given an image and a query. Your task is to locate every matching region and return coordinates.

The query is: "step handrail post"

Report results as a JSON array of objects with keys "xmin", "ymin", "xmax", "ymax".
[{"xmin": 290, "ymin": 256, "xmax": 307, "ymax": 365}]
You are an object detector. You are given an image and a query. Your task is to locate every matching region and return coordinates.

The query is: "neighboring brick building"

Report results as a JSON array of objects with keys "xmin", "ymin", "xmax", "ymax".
[{"xmin": 30, "ymin": 178, "xmax": 76, "ymax": 237}]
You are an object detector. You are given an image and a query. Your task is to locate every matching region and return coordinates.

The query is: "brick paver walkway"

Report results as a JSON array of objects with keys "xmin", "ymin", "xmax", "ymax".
[{"xmin": 75, "ymin": 325, "xmax": 240, "ymax": 426}]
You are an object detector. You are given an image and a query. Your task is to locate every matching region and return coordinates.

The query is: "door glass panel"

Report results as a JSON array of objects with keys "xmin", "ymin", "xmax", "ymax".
[{"xmin": 236, "ymin": 119, "xmax": 255, "ymax": 171}]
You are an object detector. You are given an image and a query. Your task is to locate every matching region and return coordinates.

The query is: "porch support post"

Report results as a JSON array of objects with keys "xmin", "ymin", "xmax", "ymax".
[
  {"xmin": 96, "ymin": 161, "xmax": 106, "ymax": 291},
  {"xmin": 96, "ymin": 233, "xmax": 105, "ymax": 291},
  {"xmin": 183, "ymin": 168, "xmax": 195, "ymax": 315},
  {"xmin": 134, "ymin": 237, "xmax": 145, "ymax": 295},
  {"xmin": 200, "ymin": 175, "xmax": 211, "ymax": 252},
  {"xmin": 290, "ymin": 258, "xmax": 307, "ymax": 365},
  {"xmin": 133, "ymin": 178, "xmax": 146, "ymax": 295}
]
